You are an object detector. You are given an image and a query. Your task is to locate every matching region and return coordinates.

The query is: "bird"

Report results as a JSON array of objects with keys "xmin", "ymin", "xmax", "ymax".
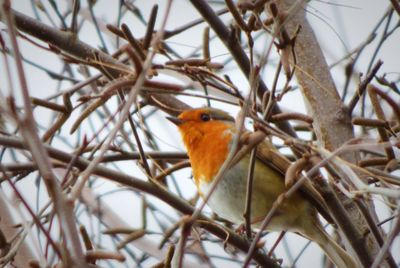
[{"xmin": 167, "ymin": 107, "xmax": 357, "ymax": 268}]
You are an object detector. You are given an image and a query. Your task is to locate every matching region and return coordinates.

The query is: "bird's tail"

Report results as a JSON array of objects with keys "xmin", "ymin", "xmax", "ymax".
[{"xmin": 303, "ymin": 221, "xmax": 358, "ymax": 268}]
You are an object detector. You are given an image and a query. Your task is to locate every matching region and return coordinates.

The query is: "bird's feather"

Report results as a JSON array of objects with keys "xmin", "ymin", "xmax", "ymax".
[{"xmin": 239, "ymin": 131, "xmax": 334, "ymax": 224}]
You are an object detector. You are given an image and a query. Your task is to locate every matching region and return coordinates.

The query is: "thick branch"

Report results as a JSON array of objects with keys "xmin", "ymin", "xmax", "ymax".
[{"xmin": 269, "ymin": 0, "xmax": 383, "ymax": 265}]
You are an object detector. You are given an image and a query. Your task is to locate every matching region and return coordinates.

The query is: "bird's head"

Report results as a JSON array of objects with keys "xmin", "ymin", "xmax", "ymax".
[
  {"xmin": 166, "ymin": 107, "xmax": 235, "ymax": 149},
  {"xmin": 167, "ymin": 108, "xmax": 236, "ymax": 183}
]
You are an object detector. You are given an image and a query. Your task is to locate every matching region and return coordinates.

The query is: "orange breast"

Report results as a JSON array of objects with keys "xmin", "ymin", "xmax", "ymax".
[{"xmin": 179, "ymin": 121, "xmax": 234, "ymax": 186}]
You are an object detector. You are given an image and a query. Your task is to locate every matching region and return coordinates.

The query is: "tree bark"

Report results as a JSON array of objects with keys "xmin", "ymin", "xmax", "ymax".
[{"xmin": 268, "ymin": 0, "xmax": 384, "ymax": 266}]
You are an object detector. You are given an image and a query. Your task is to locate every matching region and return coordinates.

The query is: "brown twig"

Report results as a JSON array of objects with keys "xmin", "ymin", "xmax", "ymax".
[
  {"xmin": 164, "ymin": 244, "xmax": 175, "ymax": 268},
  {"xmin": 243, "ymin": 148, "xmax": 257, "ymax": 239},
  {"xmin": 270, "ymin": 112, "xmax": 313, "ymax": 124},
  {"xmin": 116, "ymin": 229, "xmax": 146, "ymax": 250},
  {"xmin": 225, "ymin": 0, "xmax": 250, "ymax": 32},
  {"xmin": 85, "ymin": 250, "xmax": 125, "ymax": 263},
  {"xmin": 121, "ymin": 23, "xmax": 146, "ymax": 60},
  {"xmin": 368, "ymin": 85, "xmax": 396, "ymax": 160},
  {"xmin": 143, "ymin": 5, "xmax": 159, "ymax": 51},
  {"xmin": 348, "ymin": 60, "xmax": 383, "ymax": 114}
]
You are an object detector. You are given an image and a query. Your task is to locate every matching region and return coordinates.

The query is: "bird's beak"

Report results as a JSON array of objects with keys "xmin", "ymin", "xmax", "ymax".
[{"xmin": 166, "ymin": 116, "xmax": 183, "ymax": 126}]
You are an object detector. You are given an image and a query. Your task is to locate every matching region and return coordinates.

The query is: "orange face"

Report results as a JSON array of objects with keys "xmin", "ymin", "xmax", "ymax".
[
  {"xmin": 172, "ymin": 108, "xmax": 236, "ymax": 186},
  {"xmin": 175, "ymin": 108, "xmax": 235, "ymax": 149}
]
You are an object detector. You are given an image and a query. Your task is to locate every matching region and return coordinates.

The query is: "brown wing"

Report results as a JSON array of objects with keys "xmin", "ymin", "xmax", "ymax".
[{"xmin": 255, "ymin": 138, "xmax": 334, "ymax": 224}]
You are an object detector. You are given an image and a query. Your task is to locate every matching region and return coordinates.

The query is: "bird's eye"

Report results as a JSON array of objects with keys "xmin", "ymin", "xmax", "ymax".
[{"xmin": 200, "ymin": 113, "xmax": 211, "ymax": 122}]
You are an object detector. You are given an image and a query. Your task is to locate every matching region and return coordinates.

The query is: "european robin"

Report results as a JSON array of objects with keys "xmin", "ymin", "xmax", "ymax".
[{"xmin": 167, "ymin": 107, "xmax": 357, "ymax": 268}]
